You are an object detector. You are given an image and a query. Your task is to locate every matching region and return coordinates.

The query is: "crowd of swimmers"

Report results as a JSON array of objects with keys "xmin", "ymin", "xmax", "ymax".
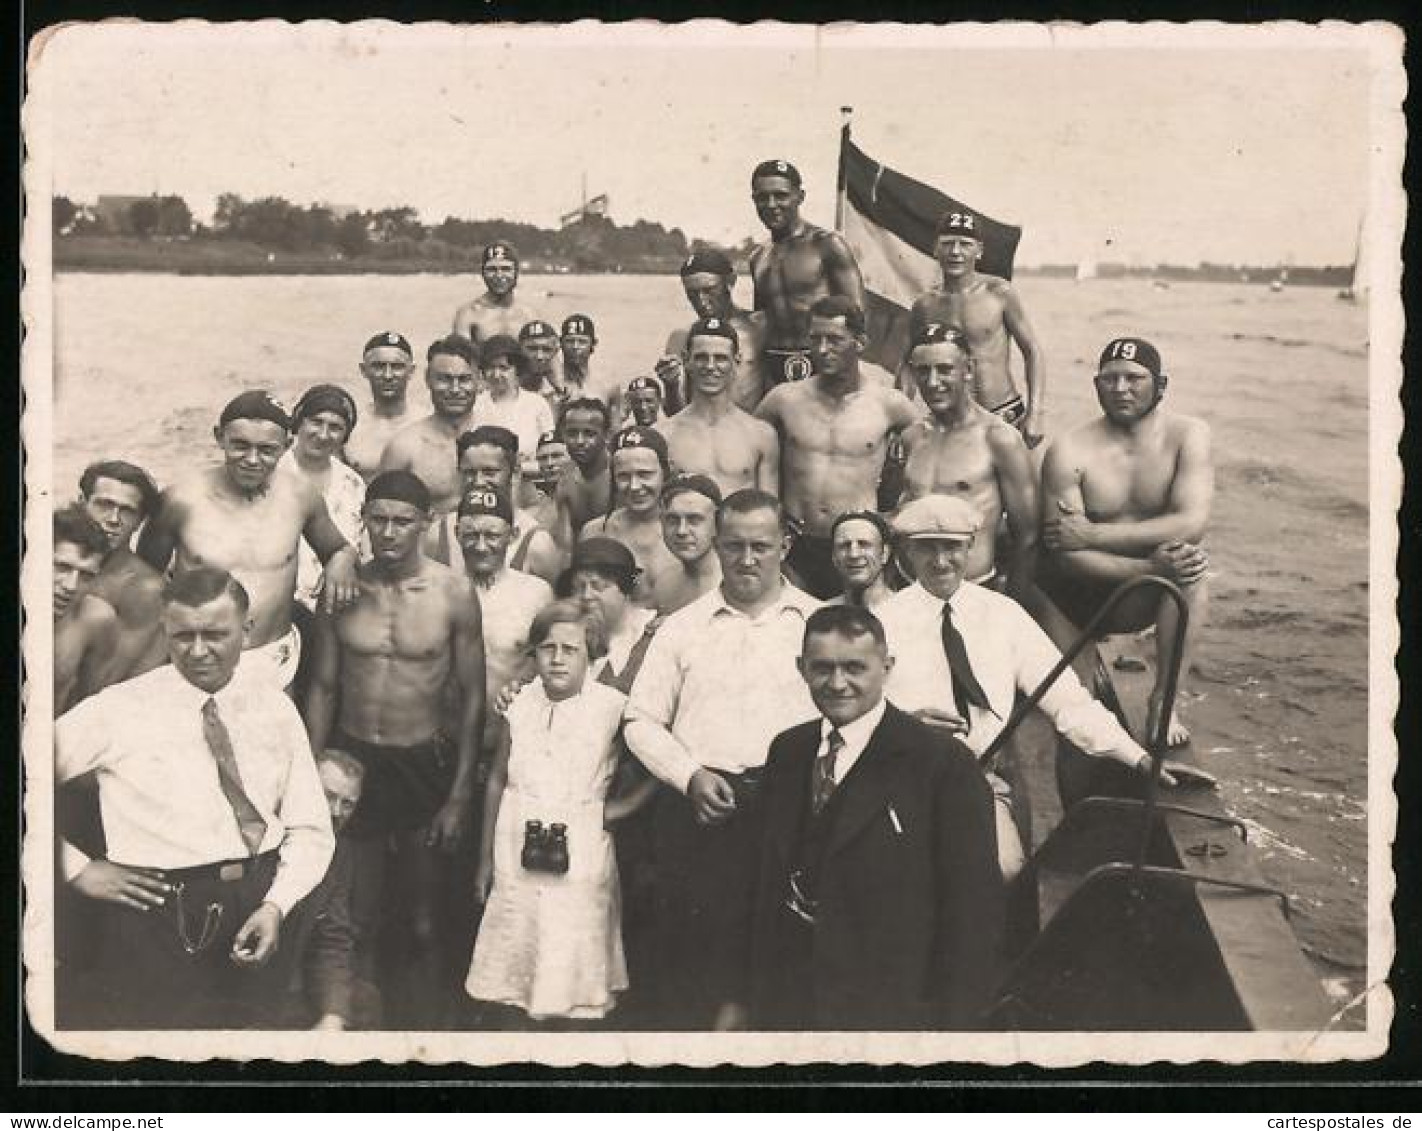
[{"xmin": 50, "ymin": 157, "xmax": 1215, "ymax": 1033}]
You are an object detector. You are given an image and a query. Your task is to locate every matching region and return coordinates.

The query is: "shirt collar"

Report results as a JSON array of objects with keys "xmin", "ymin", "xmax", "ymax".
[
  {"xmin": 821, "ymin": 697, "xmax": 887, "ymax": 748},
  {"xmin": 707, "ymin": 579, "xmax": 817, "ymax": 623}
]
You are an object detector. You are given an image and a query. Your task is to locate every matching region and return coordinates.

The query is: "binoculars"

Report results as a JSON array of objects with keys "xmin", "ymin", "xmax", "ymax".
[{"xmin": 521, "ymin": 820, "xmax": 570, "ymax": 875}]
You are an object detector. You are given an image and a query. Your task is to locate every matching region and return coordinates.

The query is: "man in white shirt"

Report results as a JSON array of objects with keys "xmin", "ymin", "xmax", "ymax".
[
  {"xmin": 624, "ymin": 488, "xmax": 819, "ymax": 1029},
  {"xmin": 877, "ymin": 495, "xmax": 1196, "ymax": 879},
  {"xmin": 55, "ymin": 566, "xmax": 334, "ymax": 1029}
]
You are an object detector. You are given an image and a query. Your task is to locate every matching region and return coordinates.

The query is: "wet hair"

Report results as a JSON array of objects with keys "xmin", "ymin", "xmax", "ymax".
[
  {"xmin": 317, "ymin": 747, "xmax": 367, "ymax": 785},
  {"xmin": 426, "ymin": 334, "xmax": 477, "ymax": 367},
  {"xmin": 717, "ymin": 488, "xmax": 791, "ymax": 535},
  {"xmin": 456, "ymin": 425, "xmax": 519, "ymax": 465},
  {"xmin": 559, "ymin": 396, "xmax": 611, "ymax": 431},
  {"xmin": 54, "ymin": 505, "xmax": 110, "ymax": 559},
  {"xmin": 527, "ymin": 598, "xmax": 604, "ymax": 659},
  {"xmin": 162, "ymin": 566, "xmax": 251, "ymax": 616},
  {"xmin": 808, "ymin": 295, "xmax": 867, "ymax": 337},
  {"xmin": 803, "ymin": 603, "xmax": 888, "ymax": 652},
  {"xmin": 78, "ymin": 460, "xmax": 161, "ymax": 518}
]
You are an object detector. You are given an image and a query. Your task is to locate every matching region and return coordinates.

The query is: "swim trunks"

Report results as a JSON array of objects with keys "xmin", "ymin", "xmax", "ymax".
[
  {"xmin": 763, "ymin": 348, "xmax": 814, "ymax": 387},
  {"xmin": 990, "ymin": 395, "xmax": 1027, "ymax": 430},
  {"xmin": 246, "ymin": 625, "xmax": 302, "ymax": 692},
  {"xmin": 784, "ymin": 527, "xmax": 843, "ymax": 600},
  {"xmin": 333, "ymin": 729, "xmax": 457, "ymax": 839}
]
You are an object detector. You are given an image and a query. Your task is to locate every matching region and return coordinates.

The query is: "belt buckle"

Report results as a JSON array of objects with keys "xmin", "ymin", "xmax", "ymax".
[{"xmin": 218, "ymin": 862, "xmax": 245, "ymax": 882}]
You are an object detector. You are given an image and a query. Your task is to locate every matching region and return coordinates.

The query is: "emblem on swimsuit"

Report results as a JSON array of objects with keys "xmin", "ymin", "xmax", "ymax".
[{"xmin": 784, "ymin": 354, "xmax": 813, "ymax": 382}]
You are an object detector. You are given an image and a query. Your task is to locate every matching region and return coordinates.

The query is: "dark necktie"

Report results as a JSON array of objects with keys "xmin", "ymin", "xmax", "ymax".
[
  {"xmin": 941, "ymin": 602, "xmax": 991, "ymax": 725},
  {"xmin": 201, "ymin": 697, "xmax": 268, "ymax": 856},
  {"xmin": 812, "ymin": 728, "xmax": 846, "ymax": 814}
]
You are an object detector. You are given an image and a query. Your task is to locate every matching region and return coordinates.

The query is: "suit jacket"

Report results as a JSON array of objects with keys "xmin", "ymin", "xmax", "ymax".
[{"xmin": 749, "ymin": 702, "xmax": 1003, "ymax": 1031}]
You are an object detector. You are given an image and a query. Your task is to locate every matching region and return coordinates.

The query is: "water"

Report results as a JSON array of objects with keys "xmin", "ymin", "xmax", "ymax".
[{"xmin": 49, "ymin": 271, "xmax": 1372, "ymax": 977}]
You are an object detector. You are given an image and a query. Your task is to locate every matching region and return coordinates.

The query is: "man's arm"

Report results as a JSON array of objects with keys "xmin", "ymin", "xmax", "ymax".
[
  {"xmin": 95, "ymin": 572, "xmax": 165, "ymax": 686},
  {"xmin": 134, "ymin": 489, "xmax": 181, "ymax": 574},
  {"xmin": 301, "ymin": 494, "xmax": 360, "ymax": 610},
  {"xmin": 261, "ymin": 702, "xmax": 337, "ymax": 917},
  {"xmin": 755, "ymin": 422, "xmax": 781, "ymax": 496},
  {"xmin": 931, "ymin": 742, "xmax": 1004, "ymax": 1028},
  {"xmin": 1061, "ymin": 421, "xmax": 1214, "ymax": 554},
  {"xmin": 1000, "ymin": 283, "xmax": 1047, "ymax": 447},
  {"xmin": 622, "ymin": 624, "xmax": 702, "ymax": 794},
  {"xmin": 521, "ymin": 530, "xmax": 564, "ymax": 588},
  {"xmin": 885, "ymin": 388, "xmax": 924, "ymax": 434},
  {"xmin": 752, "ymin": 384, "xmax": 786, "ymax": 432},
  {"xmin": 75, "ymin": 602, "xmax": 120, "ymax": 706},
  {"xmin": 822, "ymin": 231, "xmax": 866, "ymax": 309},
  {"xmin": 452, "ymin": 303, "xmax": 476, "ymax": 341},
  {"xmin": 378, "ymin": 429, "xmax": 415, "ymax": 473},
  {"xmin": 428, "ymin": 578, "xmax": 487, "ymax": 851},
  {"xmin": 302, "ymin": 609, "xmax": 341, "ymax": 753},
  {"xmin": 988, "ymin": 422, "xmax": 1040, "ymax": 597}
]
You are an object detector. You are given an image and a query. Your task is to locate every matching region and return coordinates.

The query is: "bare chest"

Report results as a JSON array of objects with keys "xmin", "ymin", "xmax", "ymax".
[{"xmin": 338, "ymin": 587, "xmax": 452, "ymax": 661}]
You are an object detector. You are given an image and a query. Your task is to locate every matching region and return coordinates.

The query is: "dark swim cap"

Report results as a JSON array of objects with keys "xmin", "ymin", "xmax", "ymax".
[
  {"xmin": 627, "ymin": 376, "xmax": 664, "ymax": 398},
  {"xmin": 457, "ymin": 485, "xmax": 514, "ymax": 524},
  {"xmin": 366, "ymin": 470, "xmax": 431, "ymax": 512},
  {"xmin": 935, "ymin": 209, "xmax": 983, "ymax": 240},
  {"xmin": 218, "ymin": 390, "xmax": 291, "ymax": 433},
  {"xmin": 680, "ymin": 248, "xmax": 735, "ymax": 279},
  {"xmin": 483, "ymin": 241, "xmax": 518, "ymax": 267},
  {"xmin": 611, "ymin": 426, "xmax": 669, "ymax": 468},
  {"xmin": 908, "ymin": 320, "xmax": 971, "ymax": 353},
  {"xmin": 686, "ymin": 316, "xmax": 740, "ymax": 352},
  {"xmin": 561, "ymin": 314, "xmax": 596, "ymax": 339},
  {"xmin": 519, "ymin": 320, "xmax": 557, "ymax": 342},
  {"xmin": 1098, "ymin": 337, "xmax": 1163, "ymax": 377},
  {"xmin": 362, "ymin": 330, "xmax": 412, "ymax": 358},
  {"xmin": 751, "ymin": 159, "xmax": 802, "ymax": 188},
  {"xmin": 662, "ymin": 472, "xmax": 723, "ymax": 509},
  {"xmin": 293, "ymin": 384, "xmax": 358, "ymax": 433}
]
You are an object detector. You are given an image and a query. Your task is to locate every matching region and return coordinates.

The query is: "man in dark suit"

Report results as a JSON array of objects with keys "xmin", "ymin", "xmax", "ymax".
[{"xmin": 747, "ymin": 604, "xmax": 1003, "ymax": 1030}]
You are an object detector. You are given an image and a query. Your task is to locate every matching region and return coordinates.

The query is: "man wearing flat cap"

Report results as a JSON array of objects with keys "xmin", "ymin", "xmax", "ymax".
[
  {"xmin": 876, "ymin": 494, "xmax": 1189, "ymax": 880},
  {"xmin": 452, "ymin": 240, "xmax": 540, "ymax": 348},
  {"xmin": 660, "ymin": 247, "xmax": 769, "ymax": 412},
  {"xmin": 138, "ymin": 390, "xmax": 362, "ymax": 691}
]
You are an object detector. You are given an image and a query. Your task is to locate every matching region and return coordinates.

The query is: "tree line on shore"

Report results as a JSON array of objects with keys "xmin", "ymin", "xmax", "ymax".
[{"xmin": 52, "ymin": 193, "xmax": 705, "ymax": 273}]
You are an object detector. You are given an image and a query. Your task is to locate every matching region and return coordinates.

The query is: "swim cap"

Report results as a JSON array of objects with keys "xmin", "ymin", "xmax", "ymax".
[
  {"xmin": 627, "ymin": 376, "xmax": 664, "ymax": 398},
  {"xmin": 935, "ymin": 210, "xmax": 983, "ymax": 240},
  {"xmin": 561, "ymin": 314, "xmax": 596, "ymax": 339},
  {"xmin": 479, "ymin": 334, "xmax": 527, "ymax": 372},
  {"xmin": 457, "ymin": 424, "xmax": 519, "ymax": 461},
  {"xmin": 680, "ymin": 248, "xmax": 735, "ymax": 279},
  {"xmin": 482, "ymin": 241, "xmax": 518, "ymax": 267},
  {"xmin": 293, "ymin": 384, "xmax": 358, "ymax": 433},
  {"xmin": 518, "ymin": 320, "xmax": 557, "ymax": 342},
  {"xmin": 662, "ymin": 472, "xmax": 723, "ymax": 509},
  {"xmin": 457, "ymin": 485, "xmax": 514, "ymax": 524},
  {"xmin": 1098, "ymin": 337, "xmax": 1163, "ymax": 377},
  {"xmin": 751, "ymin": 159, "xmax": 802, "ymax": 188},
  {"xmin": 611, "ymin": 426, "xmax": 669, "ymax": 466},
  {"xmin": 366, "ymin": 469, "xmax": 431, "ymax": 512},
  {"xmin": 556, "ymin": 536, "xmax": 641, "ymax": 596},
  {"xmin": 908, "ymin": 320, "xmax": 971, "ymax": 352},
  {"xmin": 831, "ymin": 509, "xmax": 893, "ymax": 545},
  {"xmin": 218, "ymin": 390, "xmax": 290, "ymax": 433},
  {"xmin": 362, "ymin": 331, "xmax": 412, "ymax": 358},
  {"xmin": 536, "ymin": 430, "xmax": 564, "ymax": 450},
  {"xmin": 686, "ymin": 316, "xmax": 740, "ymax": 353}
]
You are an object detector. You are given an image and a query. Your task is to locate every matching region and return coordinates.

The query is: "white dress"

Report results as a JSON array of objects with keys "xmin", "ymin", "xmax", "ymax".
[{"xmin": 465, "ymin": 679, "xmax": 629, "ymax": 1019}]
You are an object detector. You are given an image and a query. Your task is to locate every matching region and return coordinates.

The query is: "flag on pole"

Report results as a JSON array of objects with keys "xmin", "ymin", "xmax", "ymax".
[{"xmin": 836, "ymin": 127, "xmax": 1023, "ymax": 371}]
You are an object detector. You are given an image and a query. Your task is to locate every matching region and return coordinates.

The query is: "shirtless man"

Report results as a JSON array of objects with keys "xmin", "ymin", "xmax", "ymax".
[
  {"xmin": 755, "ymin": 296, "xmax": 921, "ymax": 598},
  {"xmin": 1039, "ymin": 337, "xmax": 1213, "ymax": 746},
  {"xmin": 748, "ymin": 159, "xmax": 865, "ymax": 389},
  {"xmin": 452, "ymin": 485, "xmax": 553, "ymax": 754},
  {"xmin": 304, "ymin": 470, "xmax": 486, "ymax": 1029},
  {"xmin": 659, "ymin": 248, "xmax": 769, "ymax": 412},
  {"xmin": 908, "ymin": 209, "xmax": 1048, "ymax": 448},
  {"xmin": 656, "ymin": 473, "xmax": 723, "ymax": 615},
  {"xmin": 898, "ymin": 322, "xmax": 1038, "ymax": 598},
  {"xmin": 560, "ymin": 314, "xmax": 625, "ymax": 428},
  {"xmin": 53, "ymin": 506, "xmax": 118, "ymax": 715},
  {"xmin": 659, "ymin": 318, "xmax": 780, "ymax": 498},
  {"xmin": 345, "ymin": 331, "xmax": 418, "ymax": 481},
  {"xmin": 379, "ymin": 335, "xmax": 479, "ymax": 519},
  {"xmin": 579, "ymin": 427, "xmax": 680, "ymax": 608},
  {"xmin": 528, "ymin": 430, "xmax": 569, "ymax": 530},
  {"xmin": 826, "ymin": 510, "xmax": 894, "ymax": 611},
  {"xmin": 452, "ymin": 241, "xmax": 539, "ymax": 347},
  {"xmin": 625, "ymin": 377, "xmax": 665, "ymax": 428},
  {"xmin": 424, "ymin": 425, "xmax": 561, "ymax": 587},
  {"xmin": 76, "ymin": 459, "xmax": 167, "ymax": 681},
  {"xmin": 138, "ymin": 391, "xmax": 359, "ymax": 689},
  {"xmin": 518, "ymin": 320, "xmax": 563, "ymax": 402},
  {"xmin": 552, "ymin": 397, "xmax": 614, "ymax": 551}
]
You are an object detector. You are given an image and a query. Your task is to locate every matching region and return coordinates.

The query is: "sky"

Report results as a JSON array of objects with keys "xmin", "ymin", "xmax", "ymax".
[{"xmin": 29, "ymin": 21, "xmax": 1390, "ymax": 266}]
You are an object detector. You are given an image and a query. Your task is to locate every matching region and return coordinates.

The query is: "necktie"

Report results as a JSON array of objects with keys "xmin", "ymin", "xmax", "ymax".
[
  {"xmin": 812, "ymin": 728, "xmax": 845, "ymax": 814},
  {"xmin": 941, "ymin": 602, "xmax": 991, "ymax": 725},
  {"xmin": 201, "ymin": 697, "xmax": 268, "ymax": 856}
]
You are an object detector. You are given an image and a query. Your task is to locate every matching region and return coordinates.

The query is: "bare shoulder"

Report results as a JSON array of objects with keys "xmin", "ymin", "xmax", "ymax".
[
  {"xmin": 433, "ymin": 561, "xmax": 479, "ymax": 611},
  {"xmin": 984, "ymin": 413, "xmax": 1030, "ymax": 456},
  {"xmin": 745, "ymin": 411, "xmax": 778, "ymax": 443},
  {"xmin": 813, "ymin": 226, "xmax": 854, "ymax": 257},
  {"xmin": 78, "ymin": 593, "xmax": 119, "ymax": 634},
  {"xmin": 1169, "ymin": 413, "xmax": 1212, "ymax": 443},
  {"xmin": 578, "ymin": 514, "xmax": 604, "ymax": 541},
  {"xmin": 981, "ymin": 273, "xmax": 1014, "ymax": 298}
]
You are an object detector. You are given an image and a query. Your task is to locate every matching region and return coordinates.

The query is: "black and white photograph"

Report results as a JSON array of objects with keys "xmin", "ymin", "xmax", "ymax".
[{"xmin": 19, "ymin": 18, "xmax": 1403, "ymax": 1067}]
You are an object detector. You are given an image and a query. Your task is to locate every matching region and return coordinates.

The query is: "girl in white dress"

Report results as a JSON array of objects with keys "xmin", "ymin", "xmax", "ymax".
[{"xmin": 466, "ymin": 601, "xmax": 637, "ymax": 1021}]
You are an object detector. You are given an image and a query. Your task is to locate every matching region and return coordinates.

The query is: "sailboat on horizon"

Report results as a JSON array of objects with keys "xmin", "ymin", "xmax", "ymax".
[{"xmin": 1338, "ymin": 215, "xmax": 1369, "ymax": 303}]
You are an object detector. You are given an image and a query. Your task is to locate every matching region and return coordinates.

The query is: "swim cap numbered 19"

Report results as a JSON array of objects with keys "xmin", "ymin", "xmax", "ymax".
[{"xmin": 1097, "ymin": 337, "xmax": 1163, "ymax": 377}]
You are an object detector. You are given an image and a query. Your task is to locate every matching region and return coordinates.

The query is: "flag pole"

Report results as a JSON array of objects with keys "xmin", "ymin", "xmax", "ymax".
[{"xmin": 834, "ymin": 105, "xmax": 853, "ymax": 232}]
